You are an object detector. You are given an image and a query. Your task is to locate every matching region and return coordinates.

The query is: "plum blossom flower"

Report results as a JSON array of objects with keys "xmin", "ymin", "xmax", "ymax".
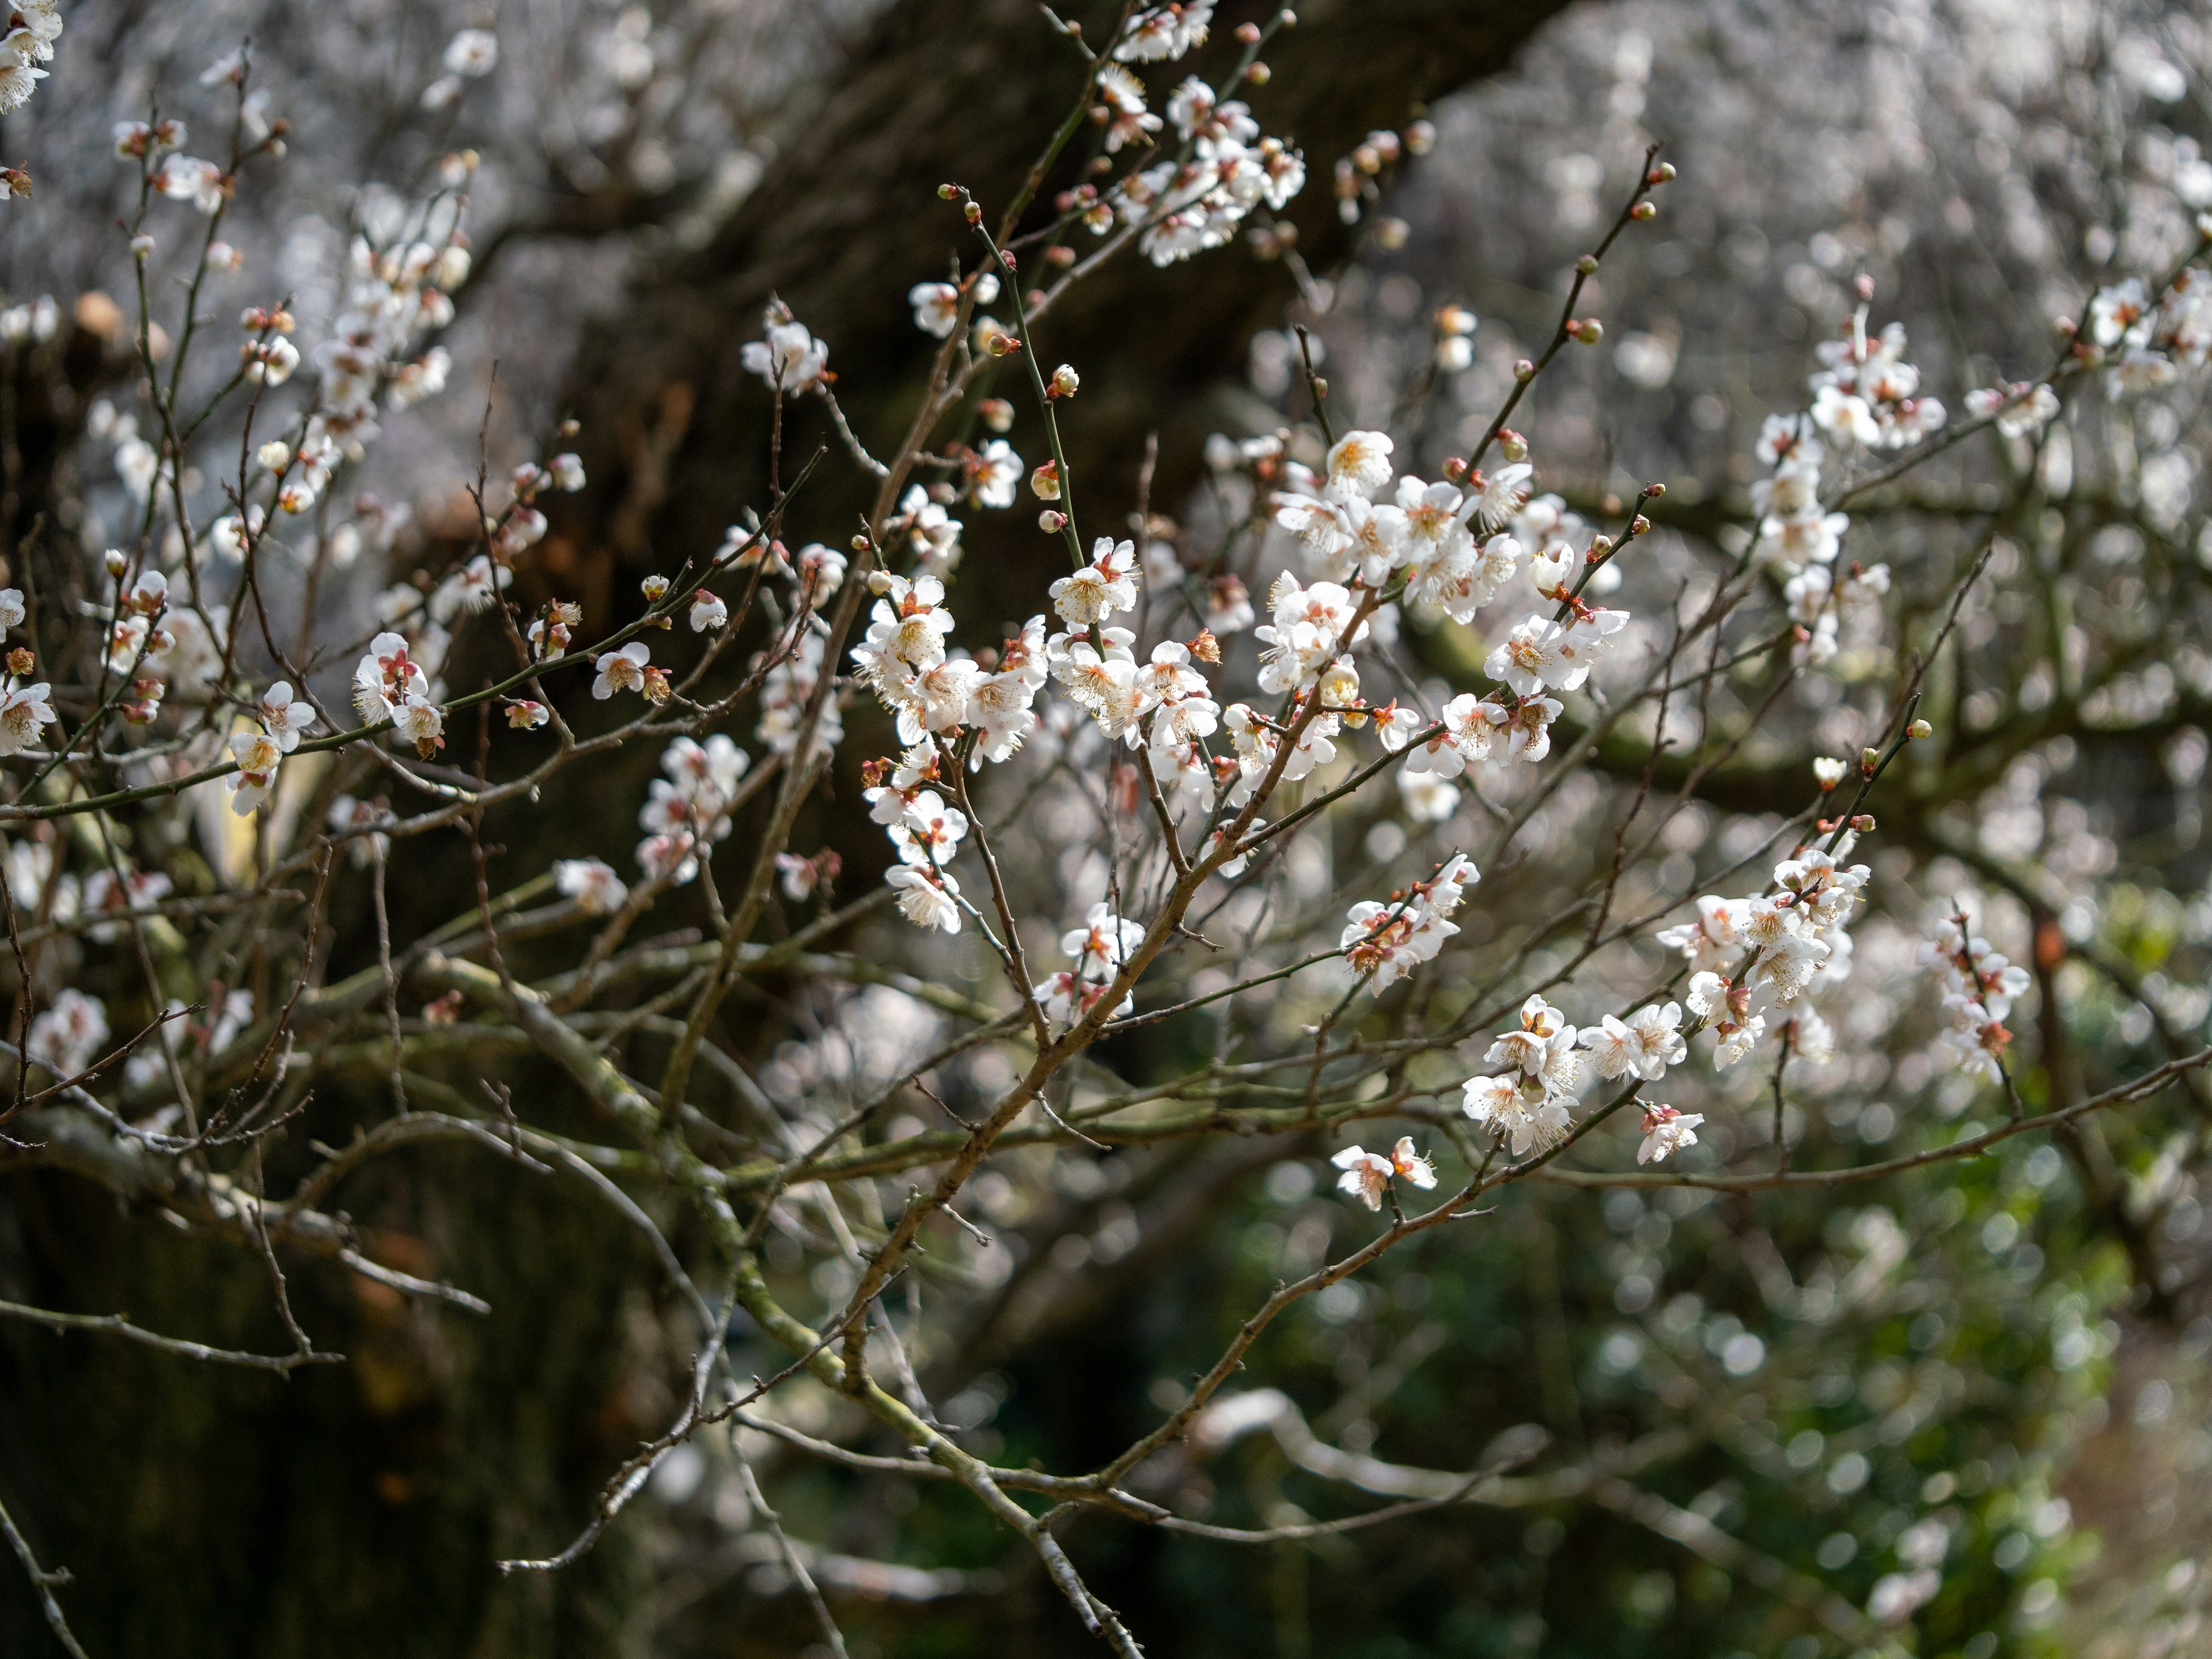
[
  {"xmin": 1484, "ymin": 994, "xmax": 1581, "ymax": 1096},
  {"xmin": 444, "ymin": 28, "xmax": 499, "ymax": 76},
  {"xmin": 27, "ymin": 990, "xmax": 107, "ymax": 1078},
  {"xmin": 690, "ymin": 589, "xmax": 729, "ymax": 632},
  {"xmin": 909, "ymin": 283, "xmax": 963, "ymax": 338},
  {"xmin": 1050, "ymin": 538, "xmax": 1141, "ymax": 625},
  {"xmin": 353, "ymin": 631, "xmax": 429, "ymax": 722},
  {"xmin": 887, "ymin": 863, "xmax": 961, "ymax": 932},
  {"xmin": 1340, "ymin": 856, "xmax": 1478, "ymax": 991},
  {"xmin": 1656, "ymin": 896, "xmax": 1752, "ymax": 977},
  {"xmin": 1331, "ymin": 1137, "xmax": 1434, "ymax": 1210},
  {"xmin": 226, "ymin": 729, "xmax": 283, "ymax": 816},
  {"xmin": 1461, "ymin": 1073, "xmax": 1574, "ymax": 1157},
  {"xmin": 259, "ymin": 681, "xmax": 317, "ymax": 752},
  {"xmin": 1580, "ymin": 1002, "xmax": 1686, "ymax": 1082},
  {"xmin": 1114, "ymin": 2, "xmax": 1213, "ymax": 63},
  {"xmin": 741, "ymin": 306, "xmax": 829, "ymax": 392},
  {"xmin": 1324, "ymin": 429, "xmax": 1394, "ymax": 499},
  {"xmin": 1467, "ymin": 462, "xmax": 1535, "ymax": 531},
  {"xmin": 556, "ymin": 858, "xmax": 628, "ymax": 915},
  {"xmin": 1255, "ymin": 574, "xmax": 1366, "ymax": 694},
  {"xmin": 593, "ymin": 641, "xmax": 652, "ymax": 699},
  {"xmin": 0, "ymin": 677, "xmax": 56, "ymax": 755},
  {"xmin": 394, "ymin": 693, "xmax": 445, "ymax": 759},
  {"xmin": 1637, "ymin": 1105, "xmax": 1704, "ymax": 1165}
]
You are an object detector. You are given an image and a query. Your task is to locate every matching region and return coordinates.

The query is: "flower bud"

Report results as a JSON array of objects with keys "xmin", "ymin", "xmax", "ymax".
[
  {"xmin": 1567, "ymin": 318, "xmax": 1603, "ymax": 344},
  {"xmin": 979, "ymin": 397, "xmax": 1016, "ymax": 433},
  {"xmin": 256, "ymin": 440, "xmax": 291, "ymax": 472},
  {"xmin": 1631, "ymin": 200, "xmax": 1656, "ymax": 220},
  {"xmin": 1234, "ymin": 20, "xmax": 1262, "ymax": 41},
  {"xmin": 1850, "ymin": 815, "xmax": 1876, "ymax": 832},
  {"xmin": 1513, "ymin": 358, "xmax": 1536, "ymax": 381},
  {"xmin": 1498, "ymin": 429, "xmax": 1528, "ymax": 462},
  {"xmin": 1048, "ymin": 363, "xmax": 1080, "ymax": 399},
  {"xmin": 963, "ymin": 200, "xmax": 983, "ymax": 225},
  {"xmin": 986, "ymin": 330, "xmax": 1020, "ymax": 358},
  {"xmin": 1650, "ymin": 161, "xmax": 1677, "ymax": 184},
  {"xmin": 1630, "ymin": 514, "xmax": 1650, "ymax": 535},
  {"xmin": 1244, "ymin": 60, "xmax": 1270, "ymax": 85},
  {"xmin": 1031, "ymin": 460, "xmax": 1061, "ymax": 501},
  {"xmin": 1038, "ymin": 509, "xmax": 1068, "ymax": 534},
  {"xmin": 104, "ymin": 548, "xmax": 129, "ymax": 579},
  {"xmin": 1907, "ymin": 718, "xmax": 1933, "ymax": 740},
  {"xmin": 1859, "ymin": 747, "xmax": 1880, "ymax": 772},
  {"xmin": 641, "ymin": 574, "xmax": 669, "ymax": 601},
  {"xmin": 1575, "ymin": 254, "xmax": 1599, "ymax": 274},
  {"xmin": 938, "ymin": 183, "xmax": 959, "ymax": 200}
]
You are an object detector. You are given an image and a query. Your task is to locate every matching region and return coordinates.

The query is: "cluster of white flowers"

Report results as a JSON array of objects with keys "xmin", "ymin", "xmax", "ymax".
[
  {"xmin": 635, "ymin": 735, "xmax": 751, "ymax": 889},
  {"xmin": 907, "ymin": 272, "xmax": 1000, "ymax": 340},
  {"xmin": 1114, "ymin": 1, "xmax": 1213, "ymax": 62},
  {"xmin": 222, "ymin": 680, "xmax": 316, "ymax": 816},
  {"xmin": 1918, "ymin": 915, "xmax": 2031, "ymax": 1084},
  {"xmin": 1109, "ymin": 71, "xmax": 1305, "ymax": 266},
  {"xmin": 1635, "ymin": 1104, "xmax": 1703, "ymax": 1165},
  {"xmin": 1748, "ymin": 416, "xmax": 1889, "ymax": 666},
  {"xmin": 1462, "ymin": 995, "xmax": 1584, "ymax": 1156},
  {"xmin": 1267, "ymin": 430, "xmax": 1619, "ymax": 773},
  {"xmin": 1034, "ymin": 902, "xmax": 1146, "ymax": 1028},
  {"xmin": 1808, "ymin": 308, "xmax": 1944, "ymax": 451},
  {"xmin": 1, "ymin": 0, "xmax": 60, "ymax": 116},
  {"xmin": 2085, "ymin": 270, "xmax": 2212, "ymax": 396},
  {"xmin": 422, "ymin": 25, "xmax": 499, "ymax": 111},
  {"xmin": 1332, "ymin": 1136, "xmax": 1435, "ymax": 1210},
  {"xmin": 757, "ymin": 632, "xmax": 843, "ymax": 759},
  {"xmin": 1274, "ymin": 430, "xmax": 1525, "ymax": 607},
  {"xmin": 0, "ymin": 585, "xmax": 55, "ymax": 757},
  {"xmin": 353, "ymin": 630, "xmax": 445, "ymax": 759},
  {"xmin": 864, "ymin": 751, "xmax": 970, "ymax": 933},
  {"xmin": 1456, "ymin": 993, "xmax": 1694, "ymax": 1166},
  {"xmin": 1657, "ymin": 841, "xmax": 1868, "ymax": 1070},
  {"xmin": 26, "ymin": 987, "xmax": 108, "ymax": 1078},
  {"xmin": 1340, "ymin": 854, "xmax": 1478, "ymax": 991},
  {"xmin": 852, "ymin": 574, "xmax": 1039, "ymax": 756},
  {"xmin": 312, "ymin": 187, "xmax": 471, "ymax": 441},
  {"xmin": 740, "ymin": 300, "xmax": 830, "ymax": 393}
]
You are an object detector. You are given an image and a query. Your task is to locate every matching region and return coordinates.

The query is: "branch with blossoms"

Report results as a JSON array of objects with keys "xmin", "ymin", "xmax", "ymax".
[{"xmin": 11, "ymin": 1, "xmax": 2212, "ymax": 1653}]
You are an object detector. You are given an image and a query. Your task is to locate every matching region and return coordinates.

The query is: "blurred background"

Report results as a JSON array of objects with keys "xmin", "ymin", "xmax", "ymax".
[{"xmin": 4, "ymin": 1, "xmax": 2212, "ymax": 1655}]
